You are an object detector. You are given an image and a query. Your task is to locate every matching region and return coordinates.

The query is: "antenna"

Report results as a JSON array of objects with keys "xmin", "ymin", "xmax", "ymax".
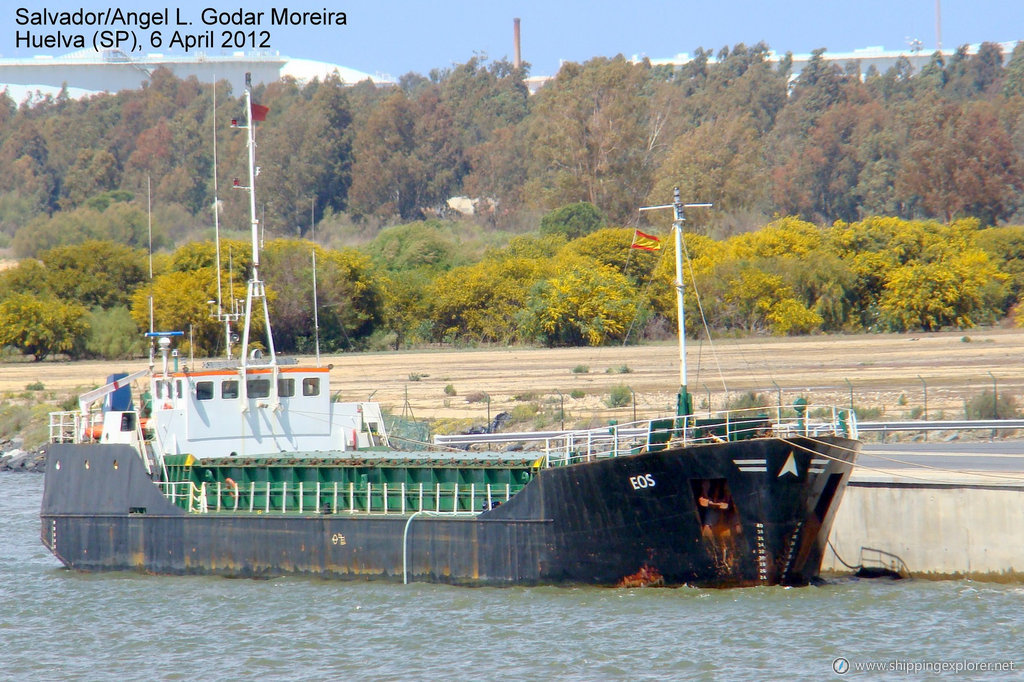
[
  {"xmin": 312, "ymin": 248, "xmax": 321, "ymax": 367},
  {"xmin": 147, "ymin": 175, "xmax": 155, "ymax": 370},
  {"xmin": 211, "ymin": 79, "xmax": 241, "ymax": 359}
]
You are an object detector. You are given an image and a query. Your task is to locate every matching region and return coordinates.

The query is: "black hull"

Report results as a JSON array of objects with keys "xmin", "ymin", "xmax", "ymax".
[{"xmin": 41, "ymin": 438, "xmax": 858, "ymax": 587}]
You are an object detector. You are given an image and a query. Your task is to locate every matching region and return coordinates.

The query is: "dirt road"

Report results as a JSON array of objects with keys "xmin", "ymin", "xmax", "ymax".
[{"xmin": 5, "ymin": 328, "xmax": 1024, "ymax": 429}]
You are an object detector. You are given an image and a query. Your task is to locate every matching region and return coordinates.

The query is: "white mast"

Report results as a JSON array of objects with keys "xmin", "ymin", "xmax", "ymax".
[
  {"xmin": 639, "ymin": 188, "xmax": 711, "ymax": 416},
  {"xmin": 233, "ymin": 73, "xmax": 277, "ymax": 368}
]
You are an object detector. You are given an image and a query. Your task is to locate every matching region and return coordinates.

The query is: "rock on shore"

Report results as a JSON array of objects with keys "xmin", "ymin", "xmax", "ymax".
[{"xmin": 0, "ymin": 447, "xmax": 46, "ymax": 473}]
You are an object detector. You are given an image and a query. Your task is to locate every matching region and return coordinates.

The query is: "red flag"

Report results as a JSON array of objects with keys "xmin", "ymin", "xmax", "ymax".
[
  {"xmin": 251, "ymin": 102, "xmax": 269, "ymax": 122},
  {"xmin": 631, "ymin": 229, "xmax": 661, "ymax": 251}
]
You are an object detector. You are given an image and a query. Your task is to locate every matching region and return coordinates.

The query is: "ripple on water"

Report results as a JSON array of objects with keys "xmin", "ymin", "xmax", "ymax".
[{"xmin": 3, "ymin": 472, "xmax": 1023, "ymax": 679}]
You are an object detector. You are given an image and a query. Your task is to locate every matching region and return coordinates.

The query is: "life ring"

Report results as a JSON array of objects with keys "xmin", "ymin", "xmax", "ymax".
[{"xmin": 224, "ymin": 477, "xmax": 239, "ymax": 508}]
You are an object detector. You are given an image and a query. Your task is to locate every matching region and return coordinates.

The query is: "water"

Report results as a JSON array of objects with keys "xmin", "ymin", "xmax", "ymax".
[{"xmin": 2, "ymin": 472, "xmax": 1022, "ymax": 681}]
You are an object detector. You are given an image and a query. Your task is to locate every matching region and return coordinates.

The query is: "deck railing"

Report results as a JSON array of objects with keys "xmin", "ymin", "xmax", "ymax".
[
  {"xmin": 158, "ymin": 479, "xmax": 518, "ymax": 516},
  {"xmin": 48, "ymin": 411, "xmax": 103, "ymax": 444},
  {"xmin": 435, "ymin": 404, "xmax": 858, "ymax": 468}
]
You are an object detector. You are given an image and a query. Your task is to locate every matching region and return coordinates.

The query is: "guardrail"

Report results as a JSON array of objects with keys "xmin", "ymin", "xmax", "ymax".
[
  {"xmin": 435, "ymin": 417, "xmax": 1023, "ymax": 452},
  {"xmin": 857, "ymin": 419, "xmax": 1024, "ymax": 435},
  {"xmin": 434, "ymin": 404, "xmax": 856, "ymax": 463}
]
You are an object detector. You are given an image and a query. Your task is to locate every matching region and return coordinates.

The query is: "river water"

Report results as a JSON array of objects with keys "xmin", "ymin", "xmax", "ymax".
[{"xmin": 2, "ymin": 472, "xmax": 1021, "ymax": 681}]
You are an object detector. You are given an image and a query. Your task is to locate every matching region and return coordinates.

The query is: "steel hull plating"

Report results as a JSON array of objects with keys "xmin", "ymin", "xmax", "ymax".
[{"xmin": 41, "ymin": 438, "xmax": 858, "ymax": 587}]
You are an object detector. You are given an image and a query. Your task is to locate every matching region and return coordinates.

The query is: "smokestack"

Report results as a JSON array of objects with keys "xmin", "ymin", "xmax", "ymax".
[{"xmin": 513, "ymin": 17, "xmax": 522, "ymax": 69}]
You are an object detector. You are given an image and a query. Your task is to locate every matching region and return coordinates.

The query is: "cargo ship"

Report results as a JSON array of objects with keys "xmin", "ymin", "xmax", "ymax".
[{"xmin": 40, "ymin": 76, "xmax": 860, "ymax": 587}]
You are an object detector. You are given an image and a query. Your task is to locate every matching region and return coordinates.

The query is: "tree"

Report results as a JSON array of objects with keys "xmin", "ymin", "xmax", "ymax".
[
  {"xmin": 261, "ymin": 240, "xmax": 383, "ymax": 352},
  {"xmin": 525, "ymin": 256, "xmax": 637, "ymax": 346},
  {"xmin": 364, "ymin": 220, "xmax": 464, "ymax": 272},
  {"xmin": 878, "ymin": 249, "xmax": 1006, "ymax": 331},
  {"xmin": 524, "ymin": 56, "xmax": 657, "ymax": 223},
  {"xmin": 897, "ymin": 100, "xmax": 1024, "ymax": 224},
  {"xmin": 539, "ymin": 202, "xmax": 605, "ymax": 240},
  {"xmin": 348, "ymin": 88, "xmax": 464, "ymax": 219},
  {"xmin": 0, "ymin": 293, "xmax": 89, "ymax": 360},
  {"xmin": 86, "ymin": 306, "xmax": 144, "ymax": 359},
  {"xmin": 259, "ymin": 76, "xmax": 354, "ymax": 236},
  {"xmin": 701, "ymin": 266, "xmax": 823, "ymax": 335},
  {"xmin": 430, "ymin": 255, "xmax": 551, "ymax": 344},
  {"xmin": 61, "ymin": 149, "xmax": 120, "ymax": 209},
  {"xmin": 1002, "ymin": 43, "xmax": 1024, "ymax": 98},
  {"xmin": 40, "ymin": 240, "xmax": 148, "ymax": 309},
  {"xmin": 462, "ymin": 125, "xmax": 527, "ymax": 214},
  {"xmin": 439, "ymin": 56, "xmax": 529, "ymax": 149},
  {"xmin": 129, "ymin": 268, "xmax": 223, "ymax": 357},
  {"xmin": 773, "ymin": 101, "xmax": 887, "ymax": 222},
  {"xmin": 560, "ymin": 227, "xmax": 659, "ymax": 286},
  {"xmin": 0, "ymin": 259, "xmax": 52, "ymax": 301},
  {"xmin": 650, "ymin": 114, "xmax": 770, "ymax": 231}
]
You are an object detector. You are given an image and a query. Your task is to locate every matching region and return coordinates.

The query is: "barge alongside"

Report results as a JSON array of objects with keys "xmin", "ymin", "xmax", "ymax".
[{"xmin": 40, "ymin": 76, "xmax": 860, "ymax": 587}]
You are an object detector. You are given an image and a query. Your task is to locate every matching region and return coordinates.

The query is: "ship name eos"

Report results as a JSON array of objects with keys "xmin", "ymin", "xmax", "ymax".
[{"xmin": 629, "ymin": 474, "xmax": 657, "ymax": 490}]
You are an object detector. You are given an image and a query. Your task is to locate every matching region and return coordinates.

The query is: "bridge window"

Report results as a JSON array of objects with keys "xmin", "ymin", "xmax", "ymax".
[
  {"xmin": 196, "ymin": 381, "xmax": 214, "ymax": 400},
  {"xmin": 156, "ymin": 380, "xmax": 172, "ymax": 399},
  {"xmin": 248, "ymin": 378, "xmax": 271, "ymax": 398},
  {"xmin": 222, "ymin": 380, "xmax": 239, "ymax": 399},
  {"xmin": 176, "ymin": 380, "xmax": 183, "ymax": 399},
  {"xmin": 302, "ymin": 377, "xmax": 320, "ymax": 397},
  {"xmin": 278, "ymin": 378, "xmax": 295, "ymax": 397}
]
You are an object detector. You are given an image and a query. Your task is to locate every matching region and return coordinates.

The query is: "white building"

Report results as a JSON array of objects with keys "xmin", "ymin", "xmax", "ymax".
[
  {"xmin": 0, "ymin": 49, "xmax": 393, "ymax": 102},
  {"xmin": 640, "ymin": 41, "xmax": 1020, "ymax": 81}
]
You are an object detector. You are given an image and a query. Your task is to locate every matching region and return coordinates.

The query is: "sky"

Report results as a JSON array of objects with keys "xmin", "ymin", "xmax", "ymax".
[{"xmin": 4, "ymin": 1, "xmax": 1023, "ymax": 79}]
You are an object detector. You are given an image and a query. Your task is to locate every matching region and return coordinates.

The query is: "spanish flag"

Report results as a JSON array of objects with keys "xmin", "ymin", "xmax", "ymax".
[{"xmin": 631, "ymin": 229, "xmax": 661, "ymax": 251}]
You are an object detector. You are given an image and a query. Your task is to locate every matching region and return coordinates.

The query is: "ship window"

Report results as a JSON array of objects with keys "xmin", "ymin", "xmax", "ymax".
[
  {"xmin": 222, "ymin": 380, "xmax": 239, "ymax": 399},
  {"xmin": 156, "ymin": 380, "xmax": 173, "ymax": 400},
  {"xmin": 248, "ymin": 378, "xmax": 271, "ymax": 398},
  {"xmin": 176, "ymin": 380, "xmax": 183, "ymax": 399},
  {"xmin": 120, "ymin": 412, "xmax": 136, "ymax": 432},
  {"xmin": 278, "ymin": 378, "xmax": 295, "ymax": 397},
  {"xmin": 196, "ymin": 381, "xmax": 214, "ymax": 400},
  {"xmin": 302, "ymin": 377, "xmax": 320, "ymax": 396}
]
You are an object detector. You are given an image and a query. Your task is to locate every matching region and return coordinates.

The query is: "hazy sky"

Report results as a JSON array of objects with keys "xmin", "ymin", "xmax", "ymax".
[{"xmin": 5, "ymin": 1, "xmax": 1022, "ymax": 78}]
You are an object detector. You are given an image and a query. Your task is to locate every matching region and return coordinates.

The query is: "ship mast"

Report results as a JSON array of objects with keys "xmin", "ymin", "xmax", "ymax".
[
  {"xmin": 232, "ymin": 73, "xmax": 277, "ymax": 368},
  {"xmin": 639, "ymin": 188, "xmax": 711, "ymax": 418}
]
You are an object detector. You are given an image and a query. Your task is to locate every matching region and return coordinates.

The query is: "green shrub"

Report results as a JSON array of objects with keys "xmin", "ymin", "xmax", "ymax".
[
  {"xmin": 726, "ymin": 391, "xmax": 769, "ymax": 411},
  {"xmin": 605, "ymin": 384, "xmax": 632, "ymax": 408},
  {"xmin": 539, "ymin": 202, "xmax": 605, "ymax": 240},
  {"xmin": 85, "ymin": 306, "xmax": 143, "ymax": 360},
  {"xmin": 570, "ymin": 389, "xmax": 586, "ymax": 399},
  {"xmin": 965, "ymin": 389, "xmax": 1019, "ymax": 419},
  {"xmin": 510, "ymin": 403, "xmax": 540, "ymax": 421},
  {"xmin": 571, "ymin": 364, "xmax": 590, "ymax": 374},
  {"xmin": 443, "ymin": 383, "xmax": 457, "ymax": 396}
]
